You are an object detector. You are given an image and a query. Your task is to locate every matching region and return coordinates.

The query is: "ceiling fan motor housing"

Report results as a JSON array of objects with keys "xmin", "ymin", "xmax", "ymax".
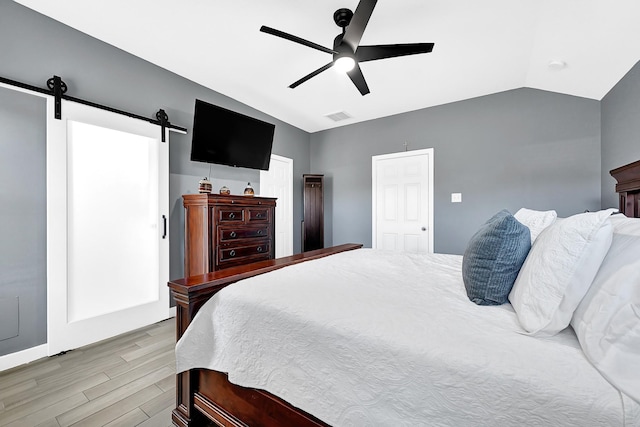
[{"xmin": 333, "ymin": 33, "xmax": 354, "ymax": 58}]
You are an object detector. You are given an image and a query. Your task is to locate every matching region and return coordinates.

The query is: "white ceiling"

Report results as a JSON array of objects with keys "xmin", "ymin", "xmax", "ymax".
[{"xmin": 14, "ymin": 0, "xmax": 640, "ymax": 133}]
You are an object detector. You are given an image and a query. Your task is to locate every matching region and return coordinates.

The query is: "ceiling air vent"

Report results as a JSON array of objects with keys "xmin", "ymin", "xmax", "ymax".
[{"xmin": 325, "ymin": 111, "xmax": 352, "ymax": 122}]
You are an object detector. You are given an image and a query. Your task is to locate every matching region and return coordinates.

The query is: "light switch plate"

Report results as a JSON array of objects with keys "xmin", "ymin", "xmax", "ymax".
[{"xmin": 451, "ymin": 193, "xmax": 462, "ymax": 203}]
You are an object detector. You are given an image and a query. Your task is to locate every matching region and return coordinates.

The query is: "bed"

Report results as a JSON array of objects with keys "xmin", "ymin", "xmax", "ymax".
[{"xmin": 169, "ymin": 159, "xmax": 640, "ymax": 427}]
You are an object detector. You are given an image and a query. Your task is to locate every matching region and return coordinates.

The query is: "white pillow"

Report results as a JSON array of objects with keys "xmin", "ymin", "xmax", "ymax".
[
  {"xmin": 509, "ymin": 208, "xmax": 616, "ymax": 335},
  {"xmin": 571, "ymin": 215, "xmax": 640, "ymax": 403},
  {"xmin": 514, "ymin": 208, "xmax": 557, "ymax": 243}
]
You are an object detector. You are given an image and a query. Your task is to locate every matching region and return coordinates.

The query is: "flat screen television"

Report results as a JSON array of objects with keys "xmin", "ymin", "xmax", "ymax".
[{"xmin": 190, "ymin": 99, "xmax": 275, "ymax": 171}]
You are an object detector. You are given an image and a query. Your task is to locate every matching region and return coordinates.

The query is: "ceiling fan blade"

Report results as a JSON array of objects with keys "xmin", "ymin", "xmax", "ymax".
[
  {"xmin": 347, "ymin": 63, "xmax": 370, "ymax": 96},
  {"xmin": 356, "ymin": 43, "xmax": 435, "ymax": 62},
  {"xmin": 342, "ymin": 0, "xmax": 378, "ymax": 51},
  {"xmin": 260, "ymin": 26, "xmax": 336, "ymax": 55},
  {"xmin": 289, "ymin": 62, "xmax": 335, "ymax": 88}
]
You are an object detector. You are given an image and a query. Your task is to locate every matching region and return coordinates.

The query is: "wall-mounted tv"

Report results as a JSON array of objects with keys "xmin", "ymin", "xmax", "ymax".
[{"xmin": 190, "ymin": 99, "xmax": 275, "ymax": 171}]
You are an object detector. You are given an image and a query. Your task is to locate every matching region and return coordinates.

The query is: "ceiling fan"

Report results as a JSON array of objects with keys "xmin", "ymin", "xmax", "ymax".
[{"xmin": 260, "ymin": 0, "xmax": 435, "ymax": 96}]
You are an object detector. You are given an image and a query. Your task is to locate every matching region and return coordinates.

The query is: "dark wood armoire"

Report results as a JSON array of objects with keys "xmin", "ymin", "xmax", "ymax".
[{"xmin": 303, "ymin": 174, "xmax": 324, "ymax": 252}]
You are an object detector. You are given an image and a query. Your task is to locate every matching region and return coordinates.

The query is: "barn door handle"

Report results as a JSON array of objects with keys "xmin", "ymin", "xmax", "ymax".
[{"xmin": 162, "ymin": 215, "xmax": 167, "ymax": 239}]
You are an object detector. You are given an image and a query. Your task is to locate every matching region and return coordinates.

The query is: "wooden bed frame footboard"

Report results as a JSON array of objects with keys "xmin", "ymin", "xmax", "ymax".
[
  {"xmin": 168, "ymin": 243, "xmax": 362, "ymax": 427},
  {"xmin": 610, "ymin": 158, "xmax": 640, "ymax": 218}
]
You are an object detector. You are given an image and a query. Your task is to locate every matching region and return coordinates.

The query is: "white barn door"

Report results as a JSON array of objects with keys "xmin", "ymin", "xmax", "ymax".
[
  {"xmin": 47, "ymin": 100, "xmax": 170, "ymax": 355},
  {"xmin": 372, "ymin": 149, "xmax": 434, "ymax": 253},
  {"xmin": 260, "ymin": 154, "xmax": 294, "ymax": 257}
]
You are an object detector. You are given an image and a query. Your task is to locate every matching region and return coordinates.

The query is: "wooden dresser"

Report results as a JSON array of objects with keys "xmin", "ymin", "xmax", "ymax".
[{"xmin": 183, "ymin": 194, "xmax": 276, "ymax": 276}]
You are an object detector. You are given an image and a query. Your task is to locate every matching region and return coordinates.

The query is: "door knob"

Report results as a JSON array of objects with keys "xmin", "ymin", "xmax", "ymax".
[{"xmin": 421, "ymin": 227, "xmax": 427, "ymax": 231}]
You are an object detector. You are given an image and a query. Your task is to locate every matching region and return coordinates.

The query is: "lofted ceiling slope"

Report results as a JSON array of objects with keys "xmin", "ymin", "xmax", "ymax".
[{"xmin": 14, "ymin": 0, "xmax": 640, "ymax": 133}]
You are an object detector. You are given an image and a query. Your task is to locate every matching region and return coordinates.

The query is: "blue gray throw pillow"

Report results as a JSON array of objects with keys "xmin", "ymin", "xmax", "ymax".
[{"xmin": 462, "ymin": 210, "xmax": 531, "ymax": 305}]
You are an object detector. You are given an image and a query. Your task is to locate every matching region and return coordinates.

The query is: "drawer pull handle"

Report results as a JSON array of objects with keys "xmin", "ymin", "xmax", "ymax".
[
  {"xmin": 256, "ymin": 213, "xmax": 263, "ymax": 218},
  {"xmin": 230, "ymin": 231, "xmax": 237, "ymax": 238},
  {"xmin": 229, "ymin": 250, "xmax": 236, "ymax": 257},
  {"xmin": 229, "ymin": 213, "xmax": 235, "ymax": 219},
  {"xmin": 257, "ymin": 247, "xmax": 263, "ymax": 253},
  {"xmin": 257, "ymin": 230, "xmax": 263, "ymax": 235}
]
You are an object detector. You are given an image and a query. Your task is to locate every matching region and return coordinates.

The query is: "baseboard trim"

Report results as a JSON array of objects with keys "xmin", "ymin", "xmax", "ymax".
[
  {"xmin": 1, "ymin": 309, "xmax": 176, "ymax": 373},
  {"xmin": 0, "ymin": 344, "xmax": 48, "ymax": 372}
]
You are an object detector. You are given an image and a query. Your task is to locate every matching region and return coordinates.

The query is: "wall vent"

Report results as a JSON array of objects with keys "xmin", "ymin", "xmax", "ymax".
[
  {"xmin": 0, "ymin": 296, "xmax": 19, "ymax": 342},
  {"xmin": 325, "ymin": 111, "xmax": 352, "ymax": 122}
]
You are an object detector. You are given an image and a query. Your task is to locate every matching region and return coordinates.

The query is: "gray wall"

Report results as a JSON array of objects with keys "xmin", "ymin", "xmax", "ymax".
[
  {"xmin": 2, "ymin": 0, "xmax": 636, "ymax": 359},
  {"xmin": 601, "ymin": 60, "xmax": 640, "ymax": 209},
  {"xmin": 0, "ymin": 1, "xmax": 310, "ymax": 356},
  {"xmin": 0, "ymin": 1, "xmax": 311, "ymax": 274},
  {"xmin": 310, "ymin": 88, "xmax": 602, "ymax": 254},
  {"xmin": 0, "ymin": 87, "xmax": 47, "ymax": 355}
]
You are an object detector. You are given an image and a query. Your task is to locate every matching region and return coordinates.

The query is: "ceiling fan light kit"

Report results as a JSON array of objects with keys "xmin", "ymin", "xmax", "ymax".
[
  {"xmin": 334, "ymin": 55, "xmax": 356, "ymax": 73},
  {"xmin": 260, "ymin": 0, "xmax": 435, "ymax": 96}
]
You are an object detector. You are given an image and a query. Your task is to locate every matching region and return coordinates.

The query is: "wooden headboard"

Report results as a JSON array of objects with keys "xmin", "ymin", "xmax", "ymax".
[{"xmin": 610, "ymin": 159, "xmax": 640, "ymax": 218}]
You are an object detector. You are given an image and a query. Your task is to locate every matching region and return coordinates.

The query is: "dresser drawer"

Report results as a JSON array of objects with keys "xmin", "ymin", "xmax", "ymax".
[
  {"xmin": 247, "ymin": 208, "xmax": 270, "ymax": 222},
  {"xmin": 219, "ymin": 226, "xmax": 270, "ymax": 242},
  {"xmin": 217, "ymin": 208, "xmax": 244, "ymax": 222},
  {"xmin": 218, "ymin": 242, "xmax": 271, "ymax": 263}
]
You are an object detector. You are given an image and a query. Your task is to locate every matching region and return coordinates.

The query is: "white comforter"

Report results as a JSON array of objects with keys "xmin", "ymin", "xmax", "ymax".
[{"xmin": 176, "ymin": 249, "xmax": 640, "ymax": 426}]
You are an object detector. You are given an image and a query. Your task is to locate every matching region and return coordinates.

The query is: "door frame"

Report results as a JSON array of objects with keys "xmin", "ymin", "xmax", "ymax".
[
  {"xmin": 0, "ymin": 83, "xmax": 51, "ymax": 369},
  {"xmin": 371, "ymin": 148, "xmax": 434, "ymax": 252},
  {"xmin": 260, "ymin": 154, "xmax": 294, "ymax": 257}
]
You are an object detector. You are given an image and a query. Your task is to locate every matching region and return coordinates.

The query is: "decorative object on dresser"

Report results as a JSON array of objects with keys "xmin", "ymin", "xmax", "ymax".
[
  {"xmin": 198, "ymin": 177, "xmax": 212, "ymax": 193},
  {"xmin": 610, "ymin": 159, "xmax": 640, "ymax": 218},
  {"xmin": 303, "ymin": 174, "xmax": 324, "ymax": 251},
  {"xmin": 183, "ymin": 194, "xmax": 276, "ymax": 276},
  {"xmin": 244, "ymin": 182, "xmax": 255, "ymax": 196}
]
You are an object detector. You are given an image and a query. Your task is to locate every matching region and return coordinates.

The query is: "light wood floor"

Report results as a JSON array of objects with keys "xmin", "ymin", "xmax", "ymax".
[{"xmin": 0, "ymin": 319, "xmax": 176, "ymax": 427}]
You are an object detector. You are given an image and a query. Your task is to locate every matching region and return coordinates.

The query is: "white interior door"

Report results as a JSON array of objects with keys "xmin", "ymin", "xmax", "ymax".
[
  {"xmin": 372, "ymin": 149, "xmax": 434, "ymax": 253},
  {"xmin": 260, "ymin": 154, "xmax": 293, "ymax": 257},
  {"xmin": 47, "ymin": 100, "xmax": 170, "ymax": 355}
]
